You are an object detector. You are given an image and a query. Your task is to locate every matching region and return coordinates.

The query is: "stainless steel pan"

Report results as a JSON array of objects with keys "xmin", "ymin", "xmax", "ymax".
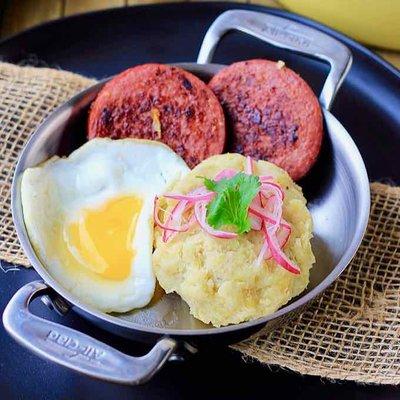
[{"xmin": 3, "ymin": 10, "xmax": 370, "ymax": 384}]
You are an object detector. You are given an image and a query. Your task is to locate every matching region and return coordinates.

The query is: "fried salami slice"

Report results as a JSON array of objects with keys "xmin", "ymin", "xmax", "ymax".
[
  {"xmin": 88, "ymin": 64, "xmax": 226, "ymax": 168},
  {"xmin": 209, "ymin": 60, "xmax": 323, "ymax": 180}
]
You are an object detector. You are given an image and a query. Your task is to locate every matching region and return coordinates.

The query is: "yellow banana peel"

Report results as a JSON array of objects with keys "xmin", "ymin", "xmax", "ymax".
[{"xmin": 278, "ymin": 0, "xmax": 400, "ymax": 50}]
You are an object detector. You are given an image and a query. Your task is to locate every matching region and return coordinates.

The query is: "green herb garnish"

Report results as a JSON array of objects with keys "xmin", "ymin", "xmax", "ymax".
[{"xmin": 203, "ymin": 172, "xmax": 260, "ymax": 234}]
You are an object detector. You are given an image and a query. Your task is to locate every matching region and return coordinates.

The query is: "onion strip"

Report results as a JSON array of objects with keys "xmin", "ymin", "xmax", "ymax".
[
  {"xmin": 163, "ymin": 191, "xmax": 214, "ymax": 203},
  {"xmin": 194, "ymin": 202, "xmax": 237, "ymax": 239},
  {"xmin": 215, "ymin": 168, "xmax": 237, "ymax": 181}
]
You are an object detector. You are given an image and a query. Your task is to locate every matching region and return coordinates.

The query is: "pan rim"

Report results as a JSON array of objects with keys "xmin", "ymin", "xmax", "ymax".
[{"xmin": 11, "ymin": 64, "xmax": 370, "ymax": 337}]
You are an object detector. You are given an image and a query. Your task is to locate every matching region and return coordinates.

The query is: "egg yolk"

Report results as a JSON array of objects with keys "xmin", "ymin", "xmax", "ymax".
[{"xmin": 64, "ymin": 196, "xmax": 142, "ymax": 280}]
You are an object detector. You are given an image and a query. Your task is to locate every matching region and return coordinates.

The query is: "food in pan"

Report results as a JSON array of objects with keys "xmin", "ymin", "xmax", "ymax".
[
  {"xmin": 20, "ymin": 138, "xmax": 189, "ymax": 313},
  {"xmin": 208, "ymin": 59, "xmax": 323, "ymax": 181},
  {"xmin": 88, "ymin": 63, "xmax": 226, "ymax": 168},
  {"xmin": 153, "ymin": 154, "xmax": 314, "ymax": 326},
  {"xmin": 21, "ymin": 60, "xmax": 317, "ymax": 325}
]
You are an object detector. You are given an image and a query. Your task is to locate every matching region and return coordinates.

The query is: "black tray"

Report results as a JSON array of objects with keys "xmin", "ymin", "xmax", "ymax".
[{"xmin": 0, "ymin": 3, "xmax": 399, "ymax": 399}]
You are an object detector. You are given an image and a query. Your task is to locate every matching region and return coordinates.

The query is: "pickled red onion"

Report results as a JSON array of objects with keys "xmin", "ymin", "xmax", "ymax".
[
  {"xmin": 153, "ymin": 197, "xmax": 189, "ymax": 232},
  {"xmin": 245, "ymin": 156, "xmax": 263, "ymax": 230},
  {"xmin": 214, "ymin": 168, "xmax": 237, "ymax": 181},
  {"xmin": 261, "ymin": 182, "xmax": 285, "ymax": 201},
  {"xmin": 259, "ymin": 175, "xmax": 274, "ymax": 182},
  {"xmin": 163, "ymin": 191, "xmax": 214, "ymax": 203},
  {"xmin": 154, "ymin": 156, "xmax": 300, "ymax": 274},
  {"xmin": 153, "ymin": 197, "xmax": 196, "ymax": 242},
  {"xmin": 249, "ymin": 203, "xmax": 279, "ymax": 225},
  {"xmin": 245, "ymin": 156, "xmax": 254, "ymax": 175},
  {"xmin": 261, "ymin": 222, "xmax": 292, "ymax": 261},
  {"xmin": 250, "ymin": 215, "xmax": 262, "ymax": 231},
  {"xmin": 265, "ymin": 226, "xmax": 300, "ymax": 274},
  {"xmin": 194, "ymin": 202, "xmax": 237, "ymax": 239}
]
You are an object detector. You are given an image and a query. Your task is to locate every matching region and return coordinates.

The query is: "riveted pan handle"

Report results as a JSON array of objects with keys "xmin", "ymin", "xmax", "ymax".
[
  {"xmin": 3, "ymin": 281, "xmax": 176, "ymax": 385},
  {"xmin": 197, "ymin": 10, "xmax": 352, "ymax": 110}
]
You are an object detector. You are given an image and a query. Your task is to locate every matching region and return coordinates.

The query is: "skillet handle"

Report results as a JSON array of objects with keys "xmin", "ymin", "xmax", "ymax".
[
  {"xmin": 197, "ymin": 9, "xmax": 352, "ymax": 110},
  {"xmin": 2, "ymin": 280, "xmax": 176, "ymax": 385}
]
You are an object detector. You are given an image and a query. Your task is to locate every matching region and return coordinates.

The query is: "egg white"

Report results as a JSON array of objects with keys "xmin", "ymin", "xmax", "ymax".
[{"xmin": 21, "ymin": 138, "xmax": 189, "ymax": 313}]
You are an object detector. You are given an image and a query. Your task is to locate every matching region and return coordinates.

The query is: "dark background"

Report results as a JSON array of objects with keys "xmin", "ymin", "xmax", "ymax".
[{"xmin": 0, "ymin": 3, "xmax": 399, "ymax": 399}]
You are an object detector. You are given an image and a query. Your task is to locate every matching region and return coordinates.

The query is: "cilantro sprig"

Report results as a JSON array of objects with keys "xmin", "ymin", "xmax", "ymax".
[{"xmin": 202, "ymin": 172, "xmax": 260, "ymax": 234}]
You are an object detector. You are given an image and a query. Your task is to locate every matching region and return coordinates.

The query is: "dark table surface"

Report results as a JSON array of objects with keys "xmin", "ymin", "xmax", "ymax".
[
  {"xmin": 1, "ymin": 3, "xmax": 399, "ymax": 399},
  {"xmin": 2, "ymin": 268, "xmax": 400, "ymax": 400}
]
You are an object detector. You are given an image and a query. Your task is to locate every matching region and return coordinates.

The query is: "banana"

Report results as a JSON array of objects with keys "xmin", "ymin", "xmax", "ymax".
[{"xmin": 278, "ymin": 0, "xmax": 400, "ymax": 50}]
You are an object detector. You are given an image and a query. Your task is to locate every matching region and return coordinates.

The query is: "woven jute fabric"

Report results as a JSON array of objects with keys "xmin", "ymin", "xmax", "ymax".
[
  {"xmin": 0, "ymin": 63, "xmax": 95, "ymax": 266},
  {"xmin": 0, "ymin": 62, "xmax": 399, "ymax": 384},
  {"xmin": 233, "ymin": 182, "xmax": 400, "ymax": 384}
]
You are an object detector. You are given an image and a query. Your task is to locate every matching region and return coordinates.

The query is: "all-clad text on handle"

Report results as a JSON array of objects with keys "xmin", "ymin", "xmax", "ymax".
[
  {"xmin": 3, "ymin": 281, "xmax": 176, "ymax": 385},
  {"xmin": 197, "ymin": 10, "xmax": 352, "ymax": 110}
]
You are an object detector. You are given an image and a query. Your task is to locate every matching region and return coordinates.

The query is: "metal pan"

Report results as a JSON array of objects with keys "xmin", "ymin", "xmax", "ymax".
[{"xmin": 3, "ymin": 10, "xmax": 370, "ymax": 385}]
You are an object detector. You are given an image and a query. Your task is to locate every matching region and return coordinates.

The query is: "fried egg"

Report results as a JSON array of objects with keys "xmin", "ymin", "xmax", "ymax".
[{"xmin": 21, "ymin": 138, "xmax": 189, "ymax": 313}]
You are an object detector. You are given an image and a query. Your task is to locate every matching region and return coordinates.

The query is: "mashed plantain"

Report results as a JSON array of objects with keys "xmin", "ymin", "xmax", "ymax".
[{"xmin": 153, "ymin": 154, "xmax": 314, "ymax": 327}]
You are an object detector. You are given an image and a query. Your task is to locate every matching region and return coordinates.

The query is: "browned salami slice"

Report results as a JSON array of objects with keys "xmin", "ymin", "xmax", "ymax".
[
  {"xmin": 88, "ymin": 64, "xmax": 226, "ymax": 168},
  {"xmin": 209, "ymin": 59, "xmax": 323, "ymax": 180}
]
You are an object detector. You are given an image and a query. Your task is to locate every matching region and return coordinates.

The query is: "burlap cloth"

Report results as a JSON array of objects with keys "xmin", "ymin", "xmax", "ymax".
[{"xmin": 0, "ymin": 62, "xmax": 399, "ymax": 385}]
